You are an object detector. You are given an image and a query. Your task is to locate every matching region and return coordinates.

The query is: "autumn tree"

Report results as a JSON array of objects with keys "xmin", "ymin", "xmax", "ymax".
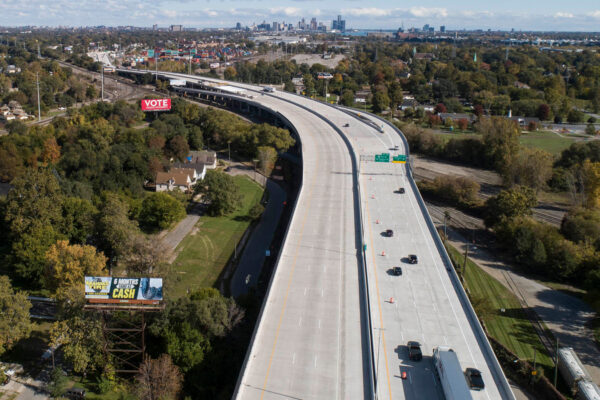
[
  {"xmin": 507, "ymin": 148, "xmax": 554, "ymax": 192},
  {"xmin": 257, "ymin": 146, "xmax": 277, "ymax": 176},
  {"xmin": 0, "ymin": 275, "xmax": 32, "ymax": 356},
  {"xmin": 195, "ymin": 170, "xmax": 242, "ymax": 216},
  {"xmin": 583, "ymin": 160, "xmax": 600, "ymax": 208},
  {"xmin": 95, "ymin": 193, "xmax": 140, "ymax": 266},
  {"xmin": 44, "ymin": 240, "xmax": 106, "ymax": 298},
  {"xmin": 477, "ymin": 117, "xmax": 521, "ymax": 179},
  {"xmin": 135, "ymin": 354, "xmax": 183, "ymax": 400},
  {"xmin": 124, "ymin": 235, "xmax": 167, "ymax": 276},
  {"xmin": 40, "ymin": 137, "xmax": 61, "ymax": 165}
]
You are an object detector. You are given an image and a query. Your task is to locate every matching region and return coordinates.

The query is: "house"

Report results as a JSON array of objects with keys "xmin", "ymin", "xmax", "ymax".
[
  {"xmin": 400, "ymin": 98, "xmax": 419, "ymax": 110},
  {"xmin": 438, "ymin": 113, "xmax": 477, "ymax": 124},
  {"xmin": 5, "ymin": 65, "xmax": 21, "ymax": 74},
  {"xmin": 0, "ymin": 105, "xmax": 10, "ymax": 116},
  {"xmin": 514, "ymin": 81, "xmax": 531, "ymax": 90},
  {"xmin": 172, "ymin": 161, "xmax": 206, "ymax": 180},
  {"xmin": 510, "ymin": 116, "xmax": 540, "ymax": 127},
  {"xmin": 1, "ymin": 113, "xmax": 15, "ymax": 121},
  {"xmin": 414, "ymin": 53, "xmax": 435, "ymax": 61},
  {"xmin": 155, "ymin": 168, "xmax": 199, "ymax": 192},
  {"xmin": 186, "ymin": 150, "xmax": 217, "ymax": 169}
]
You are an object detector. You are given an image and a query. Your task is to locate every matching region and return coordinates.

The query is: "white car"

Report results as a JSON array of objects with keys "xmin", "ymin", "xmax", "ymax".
[{"xmin": 58, "ymin": 107, "xmax": 66, "ymax": 111}]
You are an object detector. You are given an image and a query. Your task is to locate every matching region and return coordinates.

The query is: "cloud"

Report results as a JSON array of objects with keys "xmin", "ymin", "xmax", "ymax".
[
  {"xmin": 342, "ymin": 8, "xmax": 392, "ymax": 17},
  {"xmin": 269, "ymin": 7, "xmax": 302, "ymax": 17},
  {"xmin": 554, "ymin": 12, "xmax": 574, "ymax": 18},
  {"xmin": 408, "ymin": 7, "xmax": 448, "ymax": 18},
  {"xmin": 587, "ymin": 10, "xmax": 600, "ymax": 18}
]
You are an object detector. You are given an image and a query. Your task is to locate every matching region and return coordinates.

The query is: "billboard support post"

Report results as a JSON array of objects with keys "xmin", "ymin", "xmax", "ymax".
[{"xmin": 84, "ymin": 277, "xmax": 164, "ymax": 374}]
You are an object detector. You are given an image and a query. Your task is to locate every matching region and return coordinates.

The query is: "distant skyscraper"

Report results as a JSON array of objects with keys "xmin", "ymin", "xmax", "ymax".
[
  {"xmin": 332, "ymin": 15, "xmax": 346, "ymax": 32},
  {"xmin": 152, "ymin": 24, "xmax": 158, "ymax": 31},
  {"xmin": 170, "ymin": 25, "xmax": 182, "ymax": 32},
  {"xmin": 310, "ymin": 18, "xmax": 317, "ymax": 31},
  {"xmin": 236, "ymin": 22, "xmax": 241, "ymax": 30},
  {"xmin": 440, "ymin": 25, "xmax": 446, "ymax": 33}
]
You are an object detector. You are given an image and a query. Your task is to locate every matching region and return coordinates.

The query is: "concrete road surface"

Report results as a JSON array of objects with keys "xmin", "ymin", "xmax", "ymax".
[{"xmin": 231, "ymin": 180, "xmax": 286, "ymax": 298}]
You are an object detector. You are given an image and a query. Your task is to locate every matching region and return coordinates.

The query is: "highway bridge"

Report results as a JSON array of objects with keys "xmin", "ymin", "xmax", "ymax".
[{"xmin": 118, "ymin": 68, "xmax": 515, "ymax": 400}]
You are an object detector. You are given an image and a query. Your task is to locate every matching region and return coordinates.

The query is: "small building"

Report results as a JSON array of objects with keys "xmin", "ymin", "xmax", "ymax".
[
  {"xmin": 186, "ymin": 151, "xmax": 217, "ymax": 169},
  {"xmin": 510, "ymin": 116, "xmax": 540, "ymax": 127},
  {"xmin": 439, "ymin": 113, "xmax": 476, "ymax": 123},
  {"xmin": 414, "ymin": 53, "xmax": 435, "ymax": 61},
  {"xmin": 155, "ymin": 168, "xmax": 199, "ymax": 192},
  {"xmin": 172, "ymin": 161, "xmax": 206, "ymax": 180},
  {"xmin": 5, "ymin": 65, "xmax": 21, "ymax": 74}
]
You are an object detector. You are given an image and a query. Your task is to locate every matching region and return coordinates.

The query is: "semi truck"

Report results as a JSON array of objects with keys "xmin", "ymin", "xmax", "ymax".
[{"xmin": 432, "ymin": 346, "xmax": 473, "ymax": 400}]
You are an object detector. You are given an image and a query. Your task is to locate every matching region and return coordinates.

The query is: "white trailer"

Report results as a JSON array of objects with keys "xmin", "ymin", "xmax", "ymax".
[
  {"xmin": 433, "ymin": 346, "xmax": 473, "ymax": 400},
  {"xmin": 169, "ymin": 79, "xmax": 187, "ymax": 87}
]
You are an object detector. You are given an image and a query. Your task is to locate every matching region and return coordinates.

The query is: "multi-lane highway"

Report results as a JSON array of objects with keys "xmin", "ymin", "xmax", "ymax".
[{"xmin": 119, "ymin": 68, "xmax": 514, "ymax": 400}]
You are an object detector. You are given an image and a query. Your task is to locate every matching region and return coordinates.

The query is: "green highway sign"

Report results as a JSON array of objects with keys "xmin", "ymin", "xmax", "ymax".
[
  {"xmin": 374, "ymin": 153, "xmax": 390, "ymax": 163},
  {"xmin": 392, "ymin": 154, "xmax": 407, "ymax": 163}
]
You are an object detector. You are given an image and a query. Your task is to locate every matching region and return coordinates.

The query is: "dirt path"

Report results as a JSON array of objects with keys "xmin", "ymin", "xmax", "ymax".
[{"xmin": 427, "ymin": 207, "xmax": 600, "ymax": 384}]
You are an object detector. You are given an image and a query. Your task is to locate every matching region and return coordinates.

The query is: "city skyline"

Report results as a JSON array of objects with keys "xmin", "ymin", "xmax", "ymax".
[{"xmin": 2, "ymin": 1, "xmax": 600, "ymax": 31}]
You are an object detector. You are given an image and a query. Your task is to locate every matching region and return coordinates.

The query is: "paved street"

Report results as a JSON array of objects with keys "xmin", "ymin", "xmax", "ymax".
[{"xmin": 230, "ymin": 179, "xmax": 286, "ymax": 298}]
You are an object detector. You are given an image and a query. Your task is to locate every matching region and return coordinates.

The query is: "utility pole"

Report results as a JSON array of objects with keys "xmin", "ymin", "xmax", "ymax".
[
  {"xmin": 36, "ymin": 72, "xmax": 41, "ymax": 122},
  {"xmin": 462, "ymin": 244, "xmax": 469, "ymax": 274},
  {"xmin": 444, "ymin": 210, "xmax": 450, "ymax": 239},
  {"xmin": 228, "ymin": 141, "xmax": 231, "ymax": 162},
  {"xmin": 101, "ymin": 65, "xmax": 104, "ymax": 101}
]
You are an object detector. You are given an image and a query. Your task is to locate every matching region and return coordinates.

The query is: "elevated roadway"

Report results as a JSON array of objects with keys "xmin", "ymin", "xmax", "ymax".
[
  {"xmin": 118, "ymin": 68, "xmax": 514, "ymax": 400},
  {"xmin": 119, "ymin": 70, "xmax": 374, "ymax": 399}
]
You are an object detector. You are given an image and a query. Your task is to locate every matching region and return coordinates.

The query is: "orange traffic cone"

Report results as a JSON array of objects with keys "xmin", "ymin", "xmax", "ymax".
[
  {"xmin": 389, "ymin": 297, "xmax": 395, "ymax": 304},
  {"xmin": 376, "ymin": 219, "xmax": 380, "ymax": 224},
  {"xmin": 381, "ymin": 250, "xmax": 386, "ymax": 256},
  {"xmin": 371, "ymin": 194, "xmax": 375, "ymax": 199}
]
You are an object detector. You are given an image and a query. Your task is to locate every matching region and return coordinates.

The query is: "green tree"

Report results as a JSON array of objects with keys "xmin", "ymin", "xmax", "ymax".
[
  {"xmin": 5, "ymin": 168, "xmax": 63, "ymax": 237},
  {"xmin": 139, "ymin": 192, "xmax": 186, "ymax": 231},
  {"xmin": 248, "ymin": 203, "xmax": 265, "ymax": 220},
  {"xmin": 168, "ymin": 135, "xmax": 190, "ymax": 162},
  {"xmin": 50, "ymin": 316, "xmax": 105, "ymax": 375},
  {"xmin": 61, "ymin": 197, "xmax": 97, "ymax": 244},
  {"xmin": 372, "ymin": 91, "xmax": 390, "ymax": 113},
  {"xmin": 195, "ymin": 170, "xmax": 242, "ymax": 216},
  {"xmin": 586, "ymin": 123, "xmax": 597, "ymax": 136},
  {"xmin": 0, "ymin": 275, "xmax": 32, "ymax": 355},
  {"xmin": 477, "ymin": 117, "xmax": 521, "ymax": 178},
  {"xmin": 95, "ymin": 193, "xmax": 139, "ymax": 265},
  {"xmin": 339, "ymin": 90, "xmax": 355, "ymax": 107},
  {"xmin": 507, "ymin": 148, "xmax": 554, "ymax": 191},
  {"xmin": 484, "ymin": 185, "xmax": 538, "ymax": 228},
  {"xmin": 48, "ymin": 368, "xmax": 68, "ymax": 398}
]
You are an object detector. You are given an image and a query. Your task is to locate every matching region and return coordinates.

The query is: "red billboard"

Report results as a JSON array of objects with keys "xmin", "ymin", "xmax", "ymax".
[{"xmin": 141, "ymin": 98, "xmax": 171, "ymax": 112}]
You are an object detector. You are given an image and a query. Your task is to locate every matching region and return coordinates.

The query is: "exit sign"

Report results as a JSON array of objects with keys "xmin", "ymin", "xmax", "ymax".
[
  {"xmin": 392, "ymin": 155, "xmax": 407, "ymax": 163},
  {"xmin": 374, "ymin": 153, "xmax": 390, "ymax": 163}
]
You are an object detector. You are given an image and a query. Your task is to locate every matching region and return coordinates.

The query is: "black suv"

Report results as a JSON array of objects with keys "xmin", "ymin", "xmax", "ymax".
[
  {"xmin": 385, "ymin": 229, "xmax": 394, "ymax": 237},
  {"xmin": 407, "ymin": 341, "xmax": 422, "ymax": 361},
  {"xmin": 408, "ymin": 254, "xmax": 418, "ymax": 264},
  {"xmin": 398, "ymin": 187, "xmax": 405, "ymax": 194},
  {"xmin": 393, "ymin": 266, "xmax": 402, "ymax": 276},
  {"xmin": 465, "ymin": 368, "xmax": 485, "ymax": 390}
]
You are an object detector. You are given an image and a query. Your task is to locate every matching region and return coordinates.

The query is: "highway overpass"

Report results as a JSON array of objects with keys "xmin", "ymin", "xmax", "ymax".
[{"xmin": 118, "ymin": 68, "xmax": 515, "ymax": 400}]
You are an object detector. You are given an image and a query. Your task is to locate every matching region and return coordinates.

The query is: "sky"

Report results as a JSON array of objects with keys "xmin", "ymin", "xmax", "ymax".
[{"xmin": 3, "ymin": 0, "xmax": 600, "ymax": 31}]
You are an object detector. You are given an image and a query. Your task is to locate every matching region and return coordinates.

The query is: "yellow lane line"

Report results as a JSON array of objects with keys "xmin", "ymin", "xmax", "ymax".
[{"xmin": 365, "ymin": 184, "xmax": 393, "ymax": 400}]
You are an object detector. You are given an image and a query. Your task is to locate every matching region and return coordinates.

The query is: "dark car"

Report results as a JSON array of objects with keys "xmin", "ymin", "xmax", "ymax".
[
  {"xmin": 408, "ymin": 254, "xmax": 418, "ymax": 264},
  {"xmin": 385, "ymin": 229, "xmax": 394, "ymax": 237},
  {"xmin": 465, "ymin": 368, "xmax": 485, "ymax": 391},
  {"xmin": 393, "ymin": 266, "xmax": 402, "ymax": 276},
  {"xmin": 343, "ymin": 123, "xmax": 350, "ymax": 127},
  {"xmin": 66, "ymin": 388, "xmax": 86, "ymax": 399},
  {"xmin": 407, "ymin": 341, "xmax": 422, "ymax": 361},
  {"xmin": 398, "ymin": 187, "xmax": 405, "ymax": 194}
]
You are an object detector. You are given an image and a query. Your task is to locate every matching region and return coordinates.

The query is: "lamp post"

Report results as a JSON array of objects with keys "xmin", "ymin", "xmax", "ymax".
[
  {"xmin": 228, "ymin": 141, "xmax": 231, "ymax": 163},
  {"xmin": 36, "ymin": 73, "xmax": 41, "ymax": 122},
  {"xmin": 252, "ymin": 159, "xmax": 259, "ymax": 182}
]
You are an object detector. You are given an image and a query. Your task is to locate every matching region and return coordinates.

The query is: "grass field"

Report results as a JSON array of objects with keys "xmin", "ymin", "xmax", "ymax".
[
  {"xmin": 168, "ymin": 176, "xmax": 264, "ymax": 298},
  {"xmin": 446, "ymin": 244, "xmax": 554, "ymax": 371},
  {"xmin": 519, "ymin": 131, "xmax": 577, "ymax": 155}
]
